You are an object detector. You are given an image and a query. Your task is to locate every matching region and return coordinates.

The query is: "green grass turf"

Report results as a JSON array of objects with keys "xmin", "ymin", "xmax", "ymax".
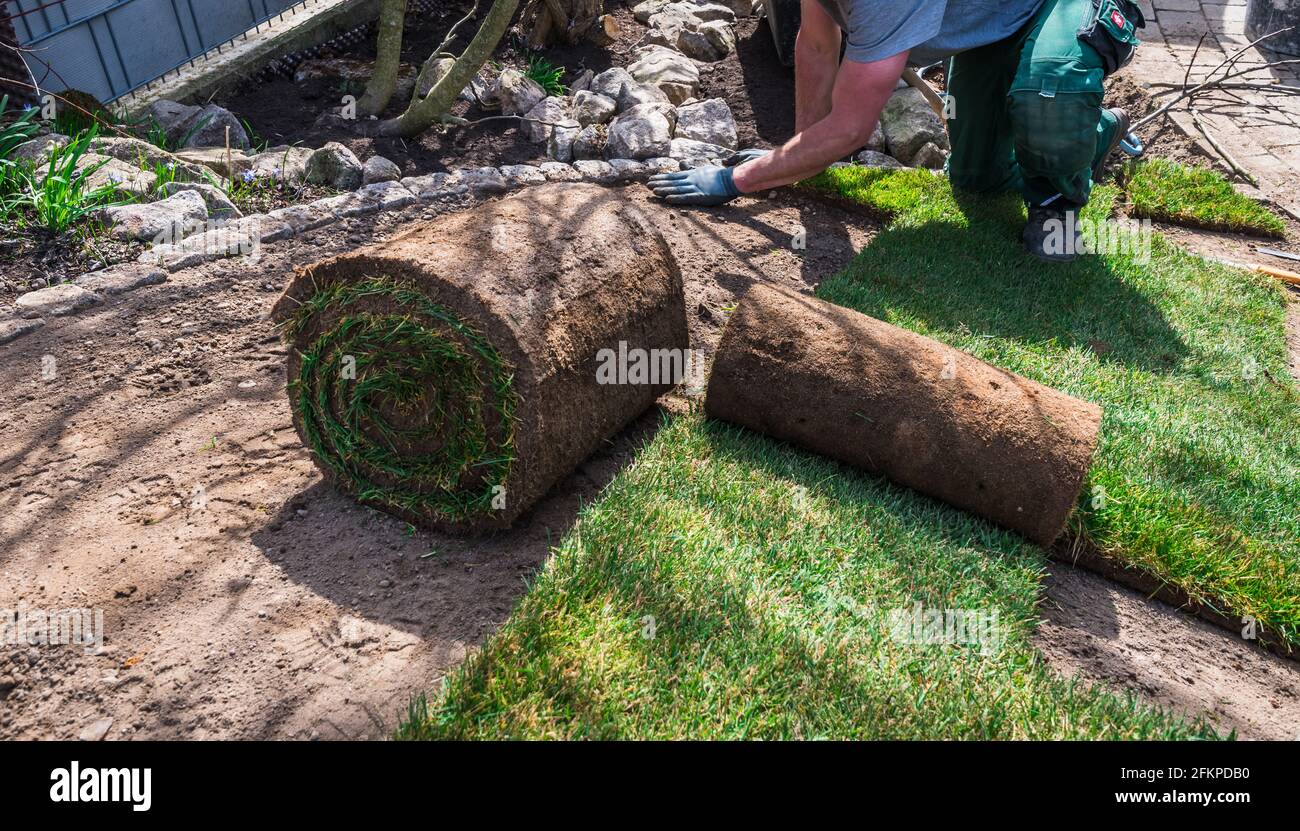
[
  {"xmin": 397, "ymin": 413, "xmax": 1218, "ymax": 739},
  {"xmin": 393, "ymin": 164, "xmax": 1300, "ymax": 739},
  {"xmin": 801, "ymin": 167, "xmax": 1299, "ymax": 648},
  {"xmin": 1125, "ymin": 158, "xmax": 1286, "ymax": 237}
]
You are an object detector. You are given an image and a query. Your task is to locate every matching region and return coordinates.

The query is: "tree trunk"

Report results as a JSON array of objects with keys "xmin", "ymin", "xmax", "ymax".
[
  {"xmin": 378, "ymin": 0, "xmax": 520, "ymax": 138},
  {"xmin": 522, "ymin": 0, "xmax": 602, "ymax": 48},
  {"xmin": 358, "ymin": 0, "xmax": 409, "ymax": 116}
]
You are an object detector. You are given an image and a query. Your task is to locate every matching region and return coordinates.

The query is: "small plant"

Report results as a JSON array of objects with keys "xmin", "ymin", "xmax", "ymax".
[
  {"xmin": 524, "ymin": 54, "xmax": 566, "ymax": 96},
  {"xmin": 17, "ymin": 125, "xmax": 128, "ymax": 235},
  {"xmin": 241, "ymin": 117, "xmax": 269, "ymax": 154},
  {"xmin": 0, "ymin": 96, "xmax": 41, "ymax": 218},
  {"xmin": 134, "ymin": 113, "xmax": 213, "ymax": 152},
  {"xmin": 150, "ymin": 159, "xmax": 180, "ymax": 194}
]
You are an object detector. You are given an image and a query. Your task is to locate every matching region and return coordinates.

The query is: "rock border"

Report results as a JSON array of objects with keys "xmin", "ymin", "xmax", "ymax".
[{"xmin": 0, "ymin": 157, "xmax": 685, "ymax": 346}]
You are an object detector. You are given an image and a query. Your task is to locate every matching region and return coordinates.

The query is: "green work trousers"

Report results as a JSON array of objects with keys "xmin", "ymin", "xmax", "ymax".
[{"xmin": 945, "ymin": 0, "xmax": 1128, "ymax": 209}]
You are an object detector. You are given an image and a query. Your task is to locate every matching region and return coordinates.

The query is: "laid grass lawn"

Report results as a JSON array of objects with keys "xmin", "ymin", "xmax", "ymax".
[
  {"xmin": 1124, "ymin": 158, "xmax": 1286, "ymax": 237},
  {"xmin": 396, "ymin": 165, "xmax": 1299, "ymax": 740},
  {"xmin": 806, "ymin": 167, "xmax": 1299, "ymax": 649},
  {"xmin": 398, "ymin": 414, "xmax": 1215, "ymax": 739}
]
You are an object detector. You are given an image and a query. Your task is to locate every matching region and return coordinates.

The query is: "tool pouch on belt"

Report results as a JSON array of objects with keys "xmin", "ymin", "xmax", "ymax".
[{"xmin": 1077, "ymin": 0, "xmax": 1144, "ymax": 77}]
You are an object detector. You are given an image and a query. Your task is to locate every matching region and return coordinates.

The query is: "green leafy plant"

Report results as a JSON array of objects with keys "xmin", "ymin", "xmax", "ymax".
[
  {"xmin": 148, "ymin": 159, "xmax": 181, "ymax": 195},
  {"xmin": 524, "ymin": 54, "xmax": 566, "ymax": 96},
  {"xmin": 18, "ymin": 125, "xmax": 128, "ymax": 234},
  {"xmin": 241, "ymin": 117, "xmax": 269, "ymax": 154},
  {"xmin": 1, "ymin": 96, "xmax": 41, "ymax": 215},
  {"xmin": 135, "ymin": 113, "xmax": 214, "ymax": 152}
]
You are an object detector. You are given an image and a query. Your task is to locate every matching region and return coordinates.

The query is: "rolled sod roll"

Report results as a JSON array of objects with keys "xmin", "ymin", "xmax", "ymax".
[
  {"xmin": 272, "ymin": 183, "xmax": 687, "ymax": 532},
  {"xmin": 705, "ymin": 284, "xmax": 1101, "ymax": 545}
]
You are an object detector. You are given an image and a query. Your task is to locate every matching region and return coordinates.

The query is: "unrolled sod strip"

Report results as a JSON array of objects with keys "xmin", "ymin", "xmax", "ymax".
[
  {"xmin": 705, "ymin": 284, "xmax": 1102, "ymax": 546},
  {"xmin": 272, "ymin": 183, "xmax": 688, "ymax": 533}
]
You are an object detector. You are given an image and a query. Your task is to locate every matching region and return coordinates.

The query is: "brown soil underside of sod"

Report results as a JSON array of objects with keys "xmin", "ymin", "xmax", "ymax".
[
  {"xmin": 706, "ymin": 283, "xmax": 1101, "ymax": 546},
  {"xmin": 1, "ymin": 186, "xmax": 1296, "ymax": 739},
  {"xmin": 274, "ymin": 184, "xmax": 687, "ymax": 532}
]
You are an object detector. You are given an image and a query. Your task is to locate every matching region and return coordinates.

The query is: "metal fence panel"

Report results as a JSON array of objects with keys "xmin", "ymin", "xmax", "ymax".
[{"xmin": 6, "ymin": 0, "xmax": 302, "ymax": 102}]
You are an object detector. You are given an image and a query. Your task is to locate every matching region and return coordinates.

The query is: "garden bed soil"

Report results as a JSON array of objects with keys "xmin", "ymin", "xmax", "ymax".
[{"xmin": 216, "ymin": 6, "xmax": 795, "ymax": 175}]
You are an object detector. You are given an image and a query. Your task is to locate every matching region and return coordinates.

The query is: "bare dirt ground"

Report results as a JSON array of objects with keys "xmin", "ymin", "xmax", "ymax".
[
  {"xmin": 0, "ymin": 186, "xmax": 866, "ymax": 740},
  {"xmin": 3, "ymin": 183, "xmax": 1298, "ymax": 740}
]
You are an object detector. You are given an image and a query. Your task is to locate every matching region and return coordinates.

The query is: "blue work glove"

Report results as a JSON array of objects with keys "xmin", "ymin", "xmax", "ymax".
[
  {"xmin": 647, "ymin": 165, "xmax": 741, "ymax": 206},
  {"xmin": 723, "ymin": 148, "xmax": 770, "ymax": 166}
]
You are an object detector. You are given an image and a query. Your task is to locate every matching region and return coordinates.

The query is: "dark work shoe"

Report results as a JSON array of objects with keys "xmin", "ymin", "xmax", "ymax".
[
  {"xmin": 1092, "ymin": 106, "xmax": 1130, "ymax": 182},
  {"xmin": 1023, "ymin": 205, "xmax": 1082, "ymax": 263}
]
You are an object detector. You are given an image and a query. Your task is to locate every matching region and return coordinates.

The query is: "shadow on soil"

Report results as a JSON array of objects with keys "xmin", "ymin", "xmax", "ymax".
[{"xmin": 249, "ymin": 406, "xmax": 668, "ymax": 643}]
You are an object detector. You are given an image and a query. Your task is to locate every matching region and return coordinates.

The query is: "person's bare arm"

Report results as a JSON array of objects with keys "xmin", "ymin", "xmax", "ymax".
[
  {"xmin": 795, "ymin": 0, "xmax": 842, "ymax": 132},
  {"xmin": 732, "ymin": 52, "xmax": 906, "ymax": 193}
]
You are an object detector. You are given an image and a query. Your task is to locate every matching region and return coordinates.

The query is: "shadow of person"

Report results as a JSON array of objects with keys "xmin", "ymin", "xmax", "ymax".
[{"xmin": 818, "ymin": 188, "xmax": 1188, "ymax": 373}]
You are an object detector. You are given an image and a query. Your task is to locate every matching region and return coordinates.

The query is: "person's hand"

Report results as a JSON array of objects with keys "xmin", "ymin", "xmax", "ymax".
[
  {"xmin": 723, "ymin": 148, "xmax": 770, "ymax": 167},
  {"xmin": 647, "ymin": 165, "xmax": 741, "ymax": 206}
]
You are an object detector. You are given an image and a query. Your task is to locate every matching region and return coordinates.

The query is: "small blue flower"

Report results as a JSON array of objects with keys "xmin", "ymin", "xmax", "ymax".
[{"xmin": 241, "ymin": 169, "xmax": 256, "ymax": 183}]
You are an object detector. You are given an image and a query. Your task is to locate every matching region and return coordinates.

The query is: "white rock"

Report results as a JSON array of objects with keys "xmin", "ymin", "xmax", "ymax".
[
  {"xmin": 644, "ymin": 156, "xmax": 683, "ymax": 173},
  {"xmin": 677, "ymin": 2, "xmax": 739, "ymax": 23},
  {"xmin": 607, "ymin": 104, "xmax": 674, "ymax": 160},
  {"xmin": 538, "ymin": 161, "xmax": 583, "ymax": 182},
  {"xmin": 628, "ymin": 46, "xmax": 700, "ymax": 104},
  {"xmin": 494, "ymin": 68, "xmax": 546, "ymax": 116},
  {"xmin": 546, "ymin": 118, "xmax": 582, "ymax": 162},
  {"xmin": 609, "ymin": 158, "xmax": 649, "ymax": 181},
  {"xmin": 362, "ymin": 155, "xmax": 402, "ymax": 184},
  {"xmin": 78, "ymin": 717, "xmax": 114, "ymax": 742},
  {"xmin": 100, "ymin": 190, "xmax": 209, "ymax": 242},
  {"xmin": 699, "ymin": 19, "xmax": 737, "ymax": 56},
  {"xmin": 590, "ymin": 67, "xmax": 638, "ymax": 100},
  {"xmin": 669, "ymin": 137, "xmax": 731, "ymax": 165},
  {"xmin": 573, "ymin": 90, "xmax": 617, "ymax": 126},
  {"xmin": 573, "ymin": 159, "xmax": 618, "ymax": 184},
  {"xmin": 399, "ymin": 172, "xmax": 467, "ymax": 201},
  {"xmin": 522, "ymin": 95, "xmax": 574, "ymax": 143},
  {"xmin": 305, "ymin": 142, "xmax": 364, "ymax": 189},
  {"xmin": 616, "ymin": 81, "xmax": 671, "ymax": 113},
  {"xmin": 12, "ymin": 133, "xmax": 68, "ymax": 162},
  {"xmin": 880, "ymin": 87, "xmax": 948, "ymax": 165},
  {"xmin": 15, "ymin": 284, "xmax": 101, "ymax": 319},
  {"xmin": 855, "ymin": 150, "xmax": 907, "ymax": 170},
  {"xmin": 457, "ymin": 166, "xmax": 509, "ymax": 194},
  {"xmin": 912, "ymin": 141, "xmax": 948, "ymax": 170},
  {"xmin": 499, "ymin": 164, "xmax": 547, "ymax": 187},
  {"xmin": 572, "ymin": 125, "xmax": 608, "ymax": 160},
  {"xmin": 156, "ymin": 181, "xmax": 241, "ymax": 219},
  {"xmin": 75, "ymin": 264, "xmax": 167, "ymax": 296},
  {"xmin": 675, "ymin": 98, "xmax": 737, "ymax": 149}
]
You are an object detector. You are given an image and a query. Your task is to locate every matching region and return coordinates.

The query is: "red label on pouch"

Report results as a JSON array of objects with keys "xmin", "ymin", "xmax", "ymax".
[{"xmin": 1111, "ymin": 10, "xmax": 1126, "ymax": 27}]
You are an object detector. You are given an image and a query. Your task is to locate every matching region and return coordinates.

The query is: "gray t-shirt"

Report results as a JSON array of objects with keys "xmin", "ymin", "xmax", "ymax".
[{"xmin": 815, "ymin": 0, "xmax": 1046, "ymax": 65}]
